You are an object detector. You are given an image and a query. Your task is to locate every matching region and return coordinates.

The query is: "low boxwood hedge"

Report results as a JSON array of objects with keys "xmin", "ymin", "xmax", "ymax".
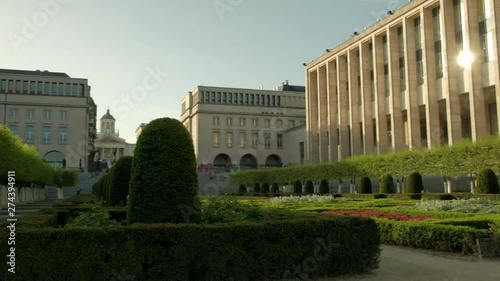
[
  {"xmin": 422, "ymin": 193, "xmax": 500, "ymax": 201},
  {"xmin": 0, "ymin": 215, "xmax": 380, "ymax": 281}
]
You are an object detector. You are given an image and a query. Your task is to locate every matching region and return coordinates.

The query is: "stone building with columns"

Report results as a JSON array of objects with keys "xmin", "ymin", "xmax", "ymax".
[
  {"xmin": 95, "ymin": 109, "xmax": 134, "ymax": 166},
  {"xmin": 306, "ymin": 0, "xmax": 499, "ymax": 163}
]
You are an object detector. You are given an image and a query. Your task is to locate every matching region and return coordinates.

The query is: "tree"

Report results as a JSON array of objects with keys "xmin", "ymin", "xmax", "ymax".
[
  {"xmin": 106, "ymin": 156, "xmax": 133, "ymax": 206},
  {"xmin": 293, "ymin": 180, "xmax": 302, "ymax": 194},
  {"xmin": 358, "ymin": 177, "xmax": 372, "ymax": 194},
  {"xmin": 319, "ymin": 180, "xmax": 330, "ymax": 194},
  {"xmin": 271, "ymin": 183, "xmax": 279, "ymax": 193},
  {"xmin": 379, "ymin": 174, "xmax": 395, "ymax": 193},
  {"xmin": 476, "ymin": 169, "xmax": 500, "ymax": 194},
  {"xmin": 261, "ymin": 183, "xmax": 270, "ymax": 193},
  {"xmin": 406, "ymin": 172, "xmax": 424, "ymax": 193},
  {"xmin": 305, "ymin": 181, "xmax": 314, "ymax": 194},
  {"xmin": 127, "ymin": 118, "xmax": 201, "ymax": 224}
]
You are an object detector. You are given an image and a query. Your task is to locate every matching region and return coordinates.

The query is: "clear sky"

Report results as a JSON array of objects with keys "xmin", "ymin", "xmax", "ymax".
[{"xmin": 0, "ymin": 0, "xmax": 407, "ymax": 143}]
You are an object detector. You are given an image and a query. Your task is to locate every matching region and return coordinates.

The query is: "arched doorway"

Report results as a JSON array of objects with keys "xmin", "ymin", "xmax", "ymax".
[
  {"xmin": 240, "ymin": 154, "xmax": 258, "ymax": 169},
  {"xmin": 265, "ymin": 154, "xmax": 282, "ymax": 167},
  {"xmin": 44, "ymin": 151, "xmax": 65, "ymax": 168},
  {"xmin": 213, "ymin": 154, "xmax": 232, "ymax": 171}
]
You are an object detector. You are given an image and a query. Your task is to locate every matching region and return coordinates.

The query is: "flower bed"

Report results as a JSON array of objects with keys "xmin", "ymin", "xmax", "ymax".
[{"xmin": 323, "ymin": 209, "xmax": 433, "ymax": 221}]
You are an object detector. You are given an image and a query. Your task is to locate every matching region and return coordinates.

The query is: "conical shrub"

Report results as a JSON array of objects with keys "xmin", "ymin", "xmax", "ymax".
[
  {"xmin": 358, "ymin": 177, "xmax": 372, "ymax": 194},
  {"xmin": 293, "ymin": 180, "xmax": 302, "ymax": 194},
  {"xmin": 305, "ymin": 181, "xmax": 314, "ymax": 194},
  {"xmin": 379, "ymin": 174, "xmax": 395, "ymax": 194},
  {"xmin": 319, "ymin": 180, "xmax": 330, "ymax": 194},
  {"xmin": 406, "ymin": 172, "xmax": 424, "ymax": 193},
  {"xmin": 476, "ymin": 169, "xmax": 500, "ymax": 194},
  {"xmin": 271, "ymin": 183, "xmax": 279, "ymax": 193},
  {"xmin": 261, "ymin": 183, "xmax": 270, "ymax": 193}
]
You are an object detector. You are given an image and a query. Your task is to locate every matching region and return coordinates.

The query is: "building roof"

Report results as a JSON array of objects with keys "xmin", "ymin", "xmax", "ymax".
[
  {"xmin": 0, "ymin": 68, "xmax": 70, "ymax": 78},
  {"xmin": 277, "ymin": 84, "xmax": 305, "ymax": 92},
  {"xmin": 101, "ymin": 109, "xmax": 115, "ymax": 120}
]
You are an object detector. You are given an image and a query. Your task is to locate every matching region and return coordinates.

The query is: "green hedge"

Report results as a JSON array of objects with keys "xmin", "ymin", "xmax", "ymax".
[
  {"xmin": 0, "ymin": 216, "xmax": 380, "ymax": 281},
  {"xmin": 376, "ymin": 219, "xmax": 489, "ymax": 254},
  {"xmin": 476, "ymin": 169, "xmax": 500, "ymax": 194},
  {"xmin": 230, "ymin": 136, "xmax": 500, "ymax": 185},
  {"xmin": 422, "ymin": 193, "xmax": 500, "ymax": 201},
  {"xmin": 106, "ymin": 156, "xmax": 133, "ymax": 206}
]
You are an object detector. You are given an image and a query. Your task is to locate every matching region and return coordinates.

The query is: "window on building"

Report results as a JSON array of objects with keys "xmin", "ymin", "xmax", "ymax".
[
  {"xmin": 252, "ymin": 118, "xmax": 258, "ymax": 127},
  {"xmin": 8, "ymin": 80, "xmax": 14, "ymax": 92},
  {"xmin": 42, "ymin": 126, "xmax": 51, "ymax": 144},
  {"xmin": 276, "ymin": 119, "xmax": 283, "ymax": 128},
  {"xmin": 239, "ymin": 118, "xmax": 246, "ymax": 127},
  {"xmin": 30, "ymin": 81, "xmax": 36, "ymax": 94},
  {"xmin": 264, "ymin": 133, "xmax": 271, "ymax": 148},
  {"xmin": 226, "ymin": 117, "xmax": 233, "ymax": 126},
  {"xmin": 51, "ymin": 82, "xmax": 57, "ymax": 95},
  {"xmin": 44, "ymin": 110, "xmax": 52, "ymax": 120},
  {"xmin": 59, "ymin": 127, "xmax": 68, "ymax": 144},
  {"xmin": 222, "ymin": 92, "xmax": 227, "ymax": 103},
  {"xmin": 245, "ymin": 94, "xmax": 249, "ymax": 104},
  {"xmin": 300, "ymin": 120, "xmax": 306, "ymax": 126},
  {"xmin": 252, "ymin": 133, "xmax": 258, "ymax": 148},
  {"xmin": 277, "ymin": 133, "xmax": 283, "ymax": 148},
  {"xmin": 288, "ymin": 120, "xmax": 295, "ymax": 128},
  {"xmin": 228, "ymin": 93, "xmax": 233, "ymax": 103},
  {"xmin": 8, "ymin": 125, "xmax": 17, "ymax": 135},
  {"xmin": 415, "ymin": 17, "xmax": 424, "ymax": 85},
  {"xmin": 15, "ymin": 80, "xmax": 21, "ymax": 93},
  {"xmin": 60, "ymin": 111, "xmax": 68, "ymax": 120},
  {"xmin": 58, "ymin": 83, "xmax": 64, "ymax": 95},
  {"xmin": 26, "ymin": 109, "xmax": 35, "ymax": 119},
  {"xmin": 44, "ymin": 82, "xmax": 50, "ymax": 94},
  {"xmin": 216, "ymin": 92, "xmax": 221, "ymax": 103},
  {"xmin": 22, "ymin": 81, "xmax": 28, "ymax": 93},
  {"xmin": 213, "ymin": 116, "xmax": 220, "ymax": 126},
  {"xmin": 226, "ymin": 132, "xmax": 233, "ymax": 148},
  {"xmin": 433, "ymin": 7, "xmax": 444, "ymax": 78},
  {"xmin": 0, "ymin": 80, "xmax": 7, "ymax": 93},
  {"xmin": 250, "ymin": 94, "xmax": 254, "ymax": 105},
  {"xmin": 213, "ymin": 131, "xmax": 220, "ymax": 147},
  {"xmin": 25, "ymin": 126, "xmax": 34, "ymax": 143},
  {"xmin": 239, "ymin": 132, "xmax": 246, "ymax": 148},
  {"xmin": 9, "ymin": 108, "xmax": 17, "ymax": 118},
  {"xmin": 264, "ymin": 119, "xmax": 271, "ymax": 128}
]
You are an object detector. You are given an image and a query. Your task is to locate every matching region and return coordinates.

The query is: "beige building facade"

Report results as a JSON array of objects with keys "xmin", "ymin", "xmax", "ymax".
[
  {"xmin": 181, "ymin": 82, "xmax": 306, "ymax": 171},
  {"xmin": 306, "ymin": 0, "xmax": 500, "ymax": 163},
  {"xmin": 0, "ymin": 69, "xmax": 96, "ymax": 170}
]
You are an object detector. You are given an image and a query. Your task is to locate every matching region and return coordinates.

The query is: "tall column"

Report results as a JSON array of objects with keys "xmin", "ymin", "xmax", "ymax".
[
  {"xmin": 348, "ymin": 49, "xmax": 362, "ymax": 156},
  {"xmin": 318, "ymin": 65, "xmax": 329, "ymax": 162},
  {"xmin": 337, "ymin": 55, "xmax": 350, "ymax": 159},
  {"xmin": 374, "ymin": 34, "xmax": 389, "ymax": 155},
  {"xmin": 327, "ymin": 60, "xmax": 339, "ymax": 162},
  {"xmin": 423, "ymin": 6, "xmax": 441, "ymax": 148},
  {"xmin": 464, "ymin": 0, "xmax": 488, "ymax": 140},
  {"xmin": 441, "ymin": 0, "xmax": 463, "ymax": 144},
  {"xmin": 388, "ymin": 25, "xmax": 405, "ymax": 152},
  {"xmin": 404, "ymin": 16, "xmax": 423, "ymax": 149},
  {"xmin": 307, "ymin": 70, "xmax": 319, "ymax": 163},
  {"xmin": 360, "ymin": 41, "xmax": 375, "ymax": 154},
  {"xmin": 490, "ymin": 0, "xmax": 500, "ymax": 135}
]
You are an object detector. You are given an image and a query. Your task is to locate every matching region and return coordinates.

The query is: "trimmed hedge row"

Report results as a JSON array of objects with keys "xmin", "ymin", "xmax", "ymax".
[
  {"xmin": 376, "ymin": 219, "xmax": 490, "ymax": 254},
  {"xmin": 422, "ymin": 193, "xmax": 500, "ymax": 201},
  {"xmin": 0, "ymin": 215, "xmax": 380, "ymax": 281},
  {"xmin": 230, "ymin": 136, "xmax": 500, "ymax": 193}
]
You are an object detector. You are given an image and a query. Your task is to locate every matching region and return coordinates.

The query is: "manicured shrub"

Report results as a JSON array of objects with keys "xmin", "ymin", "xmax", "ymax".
[
  {"xmin": 127, "ymin": 118, "xmax": 201, "ymax": 224},
  {"xmin": 406, "ymin": 172, "xmax": 424, "ymax": 194},
  {"xmin": 271, "ymin": 183, "xmax": 279, "ymax": 193},
  {"xmin": 305, "ymin": 180, "xmax": 314, "ymax": 194},
  {"xmin": 0, "ymin": 215, "xmax": 380, "ymax": 281},
  {"xmin": 379, "ymin": 174, "xmax": 395, "ymax": 194},
  {"xmin": 238, "ymin": 184, "xmax": 247, "ymax": 194},
  {"xmin": 293, "ymin": 180, "xmax": 302, "ymax": 194},
  {"xmin": 476, "ymin": 169, "xmax": 500, "ymax": 194},
  {"xmin": 374, "ymin": 194, "xmax": 387, "ymax": 199},
  {"xmin": 438, "ymin": 194, "xmax": 456, "ymax": 201},
  {"xmin": 106, "ymin": 156, "xmax": 133, "ymax": 206},
  {"xmin": 261, "ymin": 183, "xmax": 270, "ymax": 194},
  {"xmin": 358, "ymin": 177, "xmax": 372, "ymax": 194},
  {"xmin": 253, "ymin": 183, "xmax": 261, "ymax": 193},
  {"xmin": 319, "ymin": 179, "xmax": 330, "ymax": 194}
]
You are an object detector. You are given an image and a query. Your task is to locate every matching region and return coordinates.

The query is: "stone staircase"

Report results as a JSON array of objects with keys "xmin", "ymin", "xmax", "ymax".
[{"xmin": 45, "ymin": 171, "xmax": 105, "ymax": 199}]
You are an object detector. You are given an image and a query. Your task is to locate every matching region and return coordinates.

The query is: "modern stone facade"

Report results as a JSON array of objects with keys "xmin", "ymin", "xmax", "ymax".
[
  {"xmin": 306, "ymin": 0, "xmax": 500, "ymax": 163},
  {"xmin": 0, "ymin": 69, "xmax": 96, "ymax": 170},
  {"xmin": 181, "ymin": 82, "xmax": 306, "ymax": 171}
]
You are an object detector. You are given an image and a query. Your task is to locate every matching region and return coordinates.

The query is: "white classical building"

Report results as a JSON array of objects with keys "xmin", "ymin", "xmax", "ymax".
[
  {"xmin": 95, "ymin": 109, "xmax": 134, "ymax": 166},
  {"xmin": 181, "ymin": 82, "xmax": 306, "ymax": 172}
]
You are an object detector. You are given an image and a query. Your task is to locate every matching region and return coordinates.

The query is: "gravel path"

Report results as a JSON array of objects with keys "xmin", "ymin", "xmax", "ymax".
[{"xmin": 324, "ymin": 245, "xmax": 500, "ymax": 281}]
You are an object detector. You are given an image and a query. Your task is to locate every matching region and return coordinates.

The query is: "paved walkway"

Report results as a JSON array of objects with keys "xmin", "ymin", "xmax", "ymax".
[{"xmin": 327, "ymin": 245, "xmax": 500, "ymax": 281}]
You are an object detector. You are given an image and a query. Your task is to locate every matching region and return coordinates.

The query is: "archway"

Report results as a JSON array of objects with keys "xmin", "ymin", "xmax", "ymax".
[
  {"xmin": 265, "ymin": 154, "xmax": 282, "ymax": 167},
  {"xmin": 240, "ymin": 154, "xmax": 258, "ymax": 169},
  {"xmin": 213, "ymin": 154, "xmax": 232, "ymax": 166},
  {"xmin": 44, "ymin": 150, "xmax": 65, "ymax": 168}
]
